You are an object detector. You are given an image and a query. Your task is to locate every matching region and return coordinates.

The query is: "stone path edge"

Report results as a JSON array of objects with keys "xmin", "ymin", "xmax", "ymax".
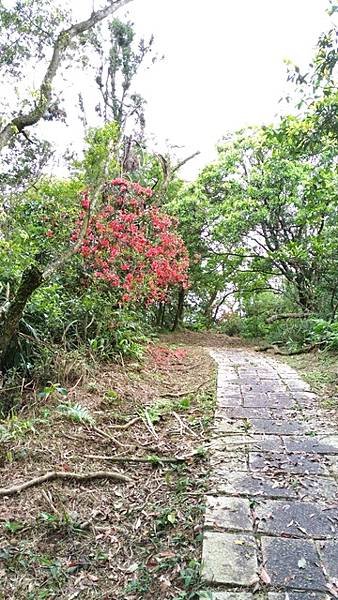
[{"xmin": 200, "ymin": 348, "xmax": 338, "ymax": 600}]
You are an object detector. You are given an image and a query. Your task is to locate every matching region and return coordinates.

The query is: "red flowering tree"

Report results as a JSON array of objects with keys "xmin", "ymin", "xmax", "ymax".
[{"xmin": 72, "ymin": 178, "xmax": 189, "ymax": 304}]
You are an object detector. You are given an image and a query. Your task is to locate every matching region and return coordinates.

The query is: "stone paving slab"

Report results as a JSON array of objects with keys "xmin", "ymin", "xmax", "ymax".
[
  {"xmin": 317, "ymin": 539, "xmax": 338, "ymax": 578},
  {"xmin": 215, "ymin": 407, "xmax": 272, "ymax": 419},
  {"xmin": 214, "ymin": 470, "xmax": 338, "ymax": 502},
  {"xmin": 247, "ymin": 418, "xmax": 305, "ymax": 435},
  {"xmin": 205, "ymin": 496, "xmax": 253, "ymax": 531},
  {"xmin": 218, "ymin": 396, "xmax": 243, "ymax": 407},
  {"xmin": 244, "ymin": 393, "xmax": 295, "ymax": 408},
  {"xmin": 215, "ymin": 406, "xmax": 317, "ymax": 421},
  {"xmin": 214, "ymin": 417, "xmax": 306, "ymax": 435},
  {"xmin": 283, "ymin": 435, "xmax": 338, "ymax": 454},
  {"xmin": 206, "ymin": 594, "xmax": 255, "ymax": 600},
  {"xmin": 284, "ymin": 379, "xmax": 312, "ymax": 391},
  {"xmin": 261, "ymin": 536, "xmax": 327, "ymax": 590},
  {"xmin": 201, "ymin": 531, "xmax": 258, "ymax": 585},
  {"xmin": 210, "ymin": 434, "xmax": 284, "ymax": 453},
  {"xmin": 327, "ymin": 455, "xmax": 338, "ymax": 474},
  {"xmin": 268, "ymin": 593, "xmax": 330, "ymax": 599},
  {"xmin": 293, "ymin": 475, "xmax": 338, "ymax": 502},
  {"xmin": 213, "ymin": 419, "xmax": 251, "ymax": 434},
  {"xmin": 242, "ymin": 383, "xmax": 287, "ymax": 393},
  {"xmin": 291, "ymin": 391, "xmax": 318, "ymax": 404},
  {"xmin": 203, "ymin": 349, "xmax": 338, "ymax": 597},
  {"xmin": 215, "ymin": 471, "xmax": 299, "ymax": 498},
  {"xmin": 255, "ymin": 499, "xmax": 338, "ymax": 538},
  {"xmin": 210, "ymin": 450, "xmax": 248, "ymax": 471},
  {"xmin": 249, "ymin": 451, "xmax": 331, "ymax": 475}
]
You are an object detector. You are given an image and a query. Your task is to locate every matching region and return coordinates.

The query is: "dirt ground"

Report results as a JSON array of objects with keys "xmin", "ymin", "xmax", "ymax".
[
  {"xmin": 0, "ymin": 334, "xmax": 219, "ymax": 600},
  {"xmin": 1, "ymin": 332, "xmax": 336, "ymax": 599}
]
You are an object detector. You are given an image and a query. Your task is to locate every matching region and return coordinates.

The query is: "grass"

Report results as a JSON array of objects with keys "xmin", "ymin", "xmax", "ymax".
[{"xmin": 282, "ymin": 350, "xmax": 338, "ymax": 411}]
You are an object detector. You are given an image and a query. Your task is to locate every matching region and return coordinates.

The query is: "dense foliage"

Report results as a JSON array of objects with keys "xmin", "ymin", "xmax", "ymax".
[{"xmin": 0, "ymin": 0, "xmax": 337, "ymax": 408}]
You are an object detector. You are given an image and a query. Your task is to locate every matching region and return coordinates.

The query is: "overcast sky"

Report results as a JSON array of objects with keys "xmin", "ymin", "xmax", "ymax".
[{"xmin": 52, "ymin": 0, "xmax": 332, "ymax": 179}]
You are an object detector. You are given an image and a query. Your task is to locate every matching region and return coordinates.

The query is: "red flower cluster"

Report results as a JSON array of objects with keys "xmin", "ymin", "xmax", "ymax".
[{"xmin": 72, "ymin": 178, "xmax": 189, "ymax": 304}]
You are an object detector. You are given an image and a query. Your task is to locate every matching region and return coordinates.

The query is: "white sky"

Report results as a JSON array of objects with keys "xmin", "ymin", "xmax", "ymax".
[
  {"xmin": 48, "ymin": 0, "xmax": 332, "ymax": 179},
  {"xmin": 122, "ymin": 0, "xmax": 331, "ymax": 177}
]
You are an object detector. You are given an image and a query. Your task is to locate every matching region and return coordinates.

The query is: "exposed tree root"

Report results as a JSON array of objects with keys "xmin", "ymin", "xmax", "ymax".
[
  {"xmin": 90, "ymin": 425, "xmax": 131, "ymax": 447},
  {"xmin": 277, "ymin": 342, "xmax": 323, "ymax": 356},
  {"xmin": 82, "ymin": 454, "xmax": 185, "ymax": 463},
  {"xmin": 255, "ymin": 342, "xmax": 323, "ymax": 356},
  {"xmin": 0, "ymin": 470, "xmax": 132, "ymax": 497}
]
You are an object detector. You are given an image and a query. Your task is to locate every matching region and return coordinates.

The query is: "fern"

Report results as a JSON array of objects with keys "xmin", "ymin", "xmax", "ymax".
[{"xmin": 57, "ymin": 402, "xmax": 95, "ymax": 425}]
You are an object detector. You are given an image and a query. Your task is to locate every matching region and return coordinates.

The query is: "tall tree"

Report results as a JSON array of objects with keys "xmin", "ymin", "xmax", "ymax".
[
  {"xmin": 93, "ymin": 18, "xmax": 157, "ymax": 175},
  {"xmin": 0, "ymin": 0, "xmax": 132, "ymax": 151},
  {"xmin": 0, "ymin": 0, "xmax": 132, "ymax": 196}
]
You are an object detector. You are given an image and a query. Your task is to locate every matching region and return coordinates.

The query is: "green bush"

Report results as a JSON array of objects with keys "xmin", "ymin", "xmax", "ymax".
[
  {"xmin": 216, "ymin": 314, "xmax": 242, "ymax": 337},
  {"xmin": 308, "ymin": 319, "xmax": 338, "ymax": 350}
]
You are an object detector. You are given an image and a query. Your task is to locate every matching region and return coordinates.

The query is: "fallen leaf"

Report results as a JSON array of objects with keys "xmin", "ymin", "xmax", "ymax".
[
  {"xmin": 327, "ymin": 583, "xmax": 338, "ymax": 599},
  {"xmin": 159, "ymin": 575, "xmax": 171, "ymax": 590},
  {"xmin": 167, "ymin": 511, "xmax": 176, "ymax": 524},
  {"xmin": 298, "ymin": 557, "xmax": 307, "ymax": 569},
  {"xmin": 126, "ymin": 562, "xmax": 139, "ymax": 573},
  {"xmin": 260, "ymin": 567, "xmax": 271, "ymax": 585}
]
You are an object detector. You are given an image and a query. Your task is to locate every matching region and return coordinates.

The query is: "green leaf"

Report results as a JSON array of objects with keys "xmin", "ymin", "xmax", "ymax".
[{"xmin": 167, "ymin": 511, "xmax": 176, "ymax": 524}]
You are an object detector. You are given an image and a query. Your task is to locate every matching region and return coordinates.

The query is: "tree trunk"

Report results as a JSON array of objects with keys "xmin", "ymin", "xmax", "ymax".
[
  {"xmin": 294, "ymin": 274, "xmax": 314, "ymax": 311},
  {"xmin": 171, "ymin": 287, "xmax": 185, "ymax": 331},
  {"xmin": 161, "ymin": 304, "xmax": 166, "ymax": 328},
  {"xmin": 266, "ymin": 312, "xmax": 312, "ymax": 324},
  {"xmin": 203, "ymin": 288, "xmax": 218, "ymax": 325},
  {"xmin": 156, "ymin": 302, "xmax": 165, "ymax": 328},
  {"xmin": 0, "ymin": 266, "xmax": 43, "ymax": 370}
]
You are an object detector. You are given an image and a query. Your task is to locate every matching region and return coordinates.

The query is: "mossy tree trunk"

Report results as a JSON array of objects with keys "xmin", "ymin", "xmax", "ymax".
[{"xmin": 0, "ymin": 266, "xmax": 43, "ymax": 371}]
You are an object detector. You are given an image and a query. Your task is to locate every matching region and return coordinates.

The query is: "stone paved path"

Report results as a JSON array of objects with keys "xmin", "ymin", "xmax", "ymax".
[{"xmin": 201, "ymin": 348, "xmax": 338, "ymax": 600}]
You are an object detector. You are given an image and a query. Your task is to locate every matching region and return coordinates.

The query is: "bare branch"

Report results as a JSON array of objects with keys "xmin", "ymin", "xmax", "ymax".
[
  {"xmin": 81, "ymin": 454, "xmax": 185, "ymax": 464},
  {"xmin": 172, "ymin": 151, "xmax": 201, "ymax": 174},
  {"xmin": 155, "ymin": 151, "xmax": 200, "ymax": 191},
  {"xmin": 0, "ymin": 0, "xmax": 132, "ymax": 151}
]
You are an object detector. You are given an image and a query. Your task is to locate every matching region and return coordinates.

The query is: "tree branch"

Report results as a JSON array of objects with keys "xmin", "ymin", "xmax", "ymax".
[
  {"xmin": 0, "ymin": 0, "xmax": 132, "ymax": 151},
  {"xmin": 172, "ymin": 151, "xmax": 201, "ymax": 174},
  {"xmin": 266, "ymin": 312, "xmax": 313, "ymax": 324}
]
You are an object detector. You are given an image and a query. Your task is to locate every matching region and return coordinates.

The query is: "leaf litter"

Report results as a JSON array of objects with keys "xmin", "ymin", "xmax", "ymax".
[{"xmin": 0, "ymin": 336, "xmax": 216, "ymax": 599}]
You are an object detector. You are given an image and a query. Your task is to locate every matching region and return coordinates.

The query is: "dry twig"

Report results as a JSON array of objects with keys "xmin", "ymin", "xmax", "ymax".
[
  {"xmin": 160, "ymin": 381, "xmax": 206, "ymax": 399},
  {"xmin": 82, "ymin": 454, "xmax": 185, "ymax": 464},
  {"xmin": 90, "ymin": 425, "xmax": 127, "ymax": 447},
  {"xmin": 143, "ymin": 410, "xmax": 158, "ymax": 439},
  {"xmin": 108, "ymin": 417, "xmax": 140, "ymax": 430},
  {"xmin": 172, "ymin": 411, "xmax": 198, "ymax": 437}
]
